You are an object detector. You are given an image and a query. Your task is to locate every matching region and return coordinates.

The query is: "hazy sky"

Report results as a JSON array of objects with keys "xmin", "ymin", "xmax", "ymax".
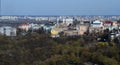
[{"xmin": 1, "ymin": 0, "xmax": 120, "ymax": 15}]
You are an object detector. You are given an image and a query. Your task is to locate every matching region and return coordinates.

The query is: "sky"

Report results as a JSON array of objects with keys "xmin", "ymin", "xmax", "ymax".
[{"xmin": 1, "ymin": 0, "xmax": 120, "ymax": 15}]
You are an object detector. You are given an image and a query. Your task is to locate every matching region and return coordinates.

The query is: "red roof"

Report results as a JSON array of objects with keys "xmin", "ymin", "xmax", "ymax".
[
  {"xmin": 104, "ymin": 21, "xmax": 112, "ymax": 24},
  {"xmin": 19, "ymin": 23, "xmax": 29, "ymax": 26}
]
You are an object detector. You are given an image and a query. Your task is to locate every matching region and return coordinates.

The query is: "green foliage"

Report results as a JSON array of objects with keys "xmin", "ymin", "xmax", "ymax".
[
  {"xmin": 0, "ymin": 33, "xmax": 119, "ymax": 65},
  {"xmin": 97, "ymin": 42, "xmax": 107, "ymax": 47}
]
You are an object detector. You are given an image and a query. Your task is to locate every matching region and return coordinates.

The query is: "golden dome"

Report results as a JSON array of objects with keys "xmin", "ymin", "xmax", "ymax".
[{"xmin": 51, "ymin": 29, "xmax": 58, "ymax": 35}]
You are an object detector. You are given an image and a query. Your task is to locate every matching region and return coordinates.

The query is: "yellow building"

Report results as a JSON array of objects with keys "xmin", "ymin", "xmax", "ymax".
[
  {"xmin": 51, "ymin": 28, "xmax": 60, "ymax": 37},
  {"xmin": 51, "ymin": 29, "xmax": 58, "ymax": 35}
]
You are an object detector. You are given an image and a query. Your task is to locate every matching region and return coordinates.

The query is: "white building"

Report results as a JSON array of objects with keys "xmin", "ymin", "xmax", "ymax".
[
  {"xmin": 18, "ymin": 23, "xmax": 29, "ymax": 31},
  {"xmin": 18, "ymin": 23, "xmax": 41, "ymax": 31},
  {"xmin": 91, "ymin": 20, "xmax": 103, "ymax": 28},
  {"xmin": 63, "ymin": 18, "xmax": 73, "ymax": 26},
  {"xmin": 0, "ymin": 26, "xmax": 17, "ymax": 36}
]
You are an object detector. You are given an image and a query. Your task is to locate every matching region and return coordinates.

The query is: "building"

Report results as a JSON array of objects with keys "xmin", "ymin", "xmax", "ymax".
[
  {"xmin": 64, "ymin": 30, "xmax": 78, "ymax": 36},
  {"xmin": 77, "ymin": 25, "xmax": 88, "ymax": 35},
  {"xmin": 91, "ymin": 20, "xmax": 103, "ymax": 28},
  {"xmin": 63, "ymin": 18, "xmax": 73, "ymax": 26},
  {"xmin": 18, "ymin": 23, "xmax": 29, "ymax": 31},
  {"xmin": 29, "ymin": 23, "xmax": 41, "ymax": 30},
  {"xmin": 18, "ymin": 23, "xmax": 41, "ymax": 31},
  {"xmin": 43, "ymin": 22, "xmax": 55, "ymax": 32},
  {"xmin": 103, "ymin": 20, "xmax": 112, "ymax": 29},
  {"xmin": 0, "ymin": 26, "xmax": 17, "ymax": 36},
  {"xmin": 112, "ymin": 21, "xmax": 118, "ymax": 30},
  {"xmin": 51, "ymin": 28, "xmax": 60, "ymax": 37},
  {"xmin": 112, "ymin": 21, "xmax": 118, "ymax": 27}
]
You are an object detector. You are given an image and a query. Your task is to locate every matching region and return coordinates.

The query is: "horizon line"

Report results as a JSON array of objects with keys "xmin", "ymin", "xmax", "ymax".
[{"xmin": 1, "ymin": 15, "xmax": 120, "ymax": 16}]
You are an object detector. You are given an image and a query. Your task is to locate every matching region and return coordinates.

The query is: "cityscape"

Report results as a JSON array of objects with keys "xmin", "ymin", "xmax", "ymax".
[
  {"xmin": 0, "ymin": 15, "xmax": 120, "ymax": 38},
  {"xmin": 0, "ymin": 0, "xmax": 120, "ymax": 65}
]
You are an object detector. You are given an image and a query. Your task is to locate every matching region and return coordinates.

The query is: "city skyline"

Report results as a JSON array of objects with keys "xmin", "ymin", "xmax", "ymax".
[{"xmin": 1, "ymin": 0, "xmax": 120, "ymax": 15}]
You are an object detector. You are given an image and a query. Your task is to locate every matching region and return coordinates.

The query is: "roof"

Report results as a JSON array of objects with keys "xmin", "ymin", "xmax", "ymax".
[
  {"xmin": 93, "ymin": 20, "xmax": 101, "ymax": 23},
  {"xmin": 51, "ymin": 29, "xmax": 58, "ymax": 35},
  {"xmin": 19, "ymin": 23, "xmax": 29, "ymax": 26},
  {"xmin": 104, "ymin": 21, "xmax": 112, "ymax": 24}
]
